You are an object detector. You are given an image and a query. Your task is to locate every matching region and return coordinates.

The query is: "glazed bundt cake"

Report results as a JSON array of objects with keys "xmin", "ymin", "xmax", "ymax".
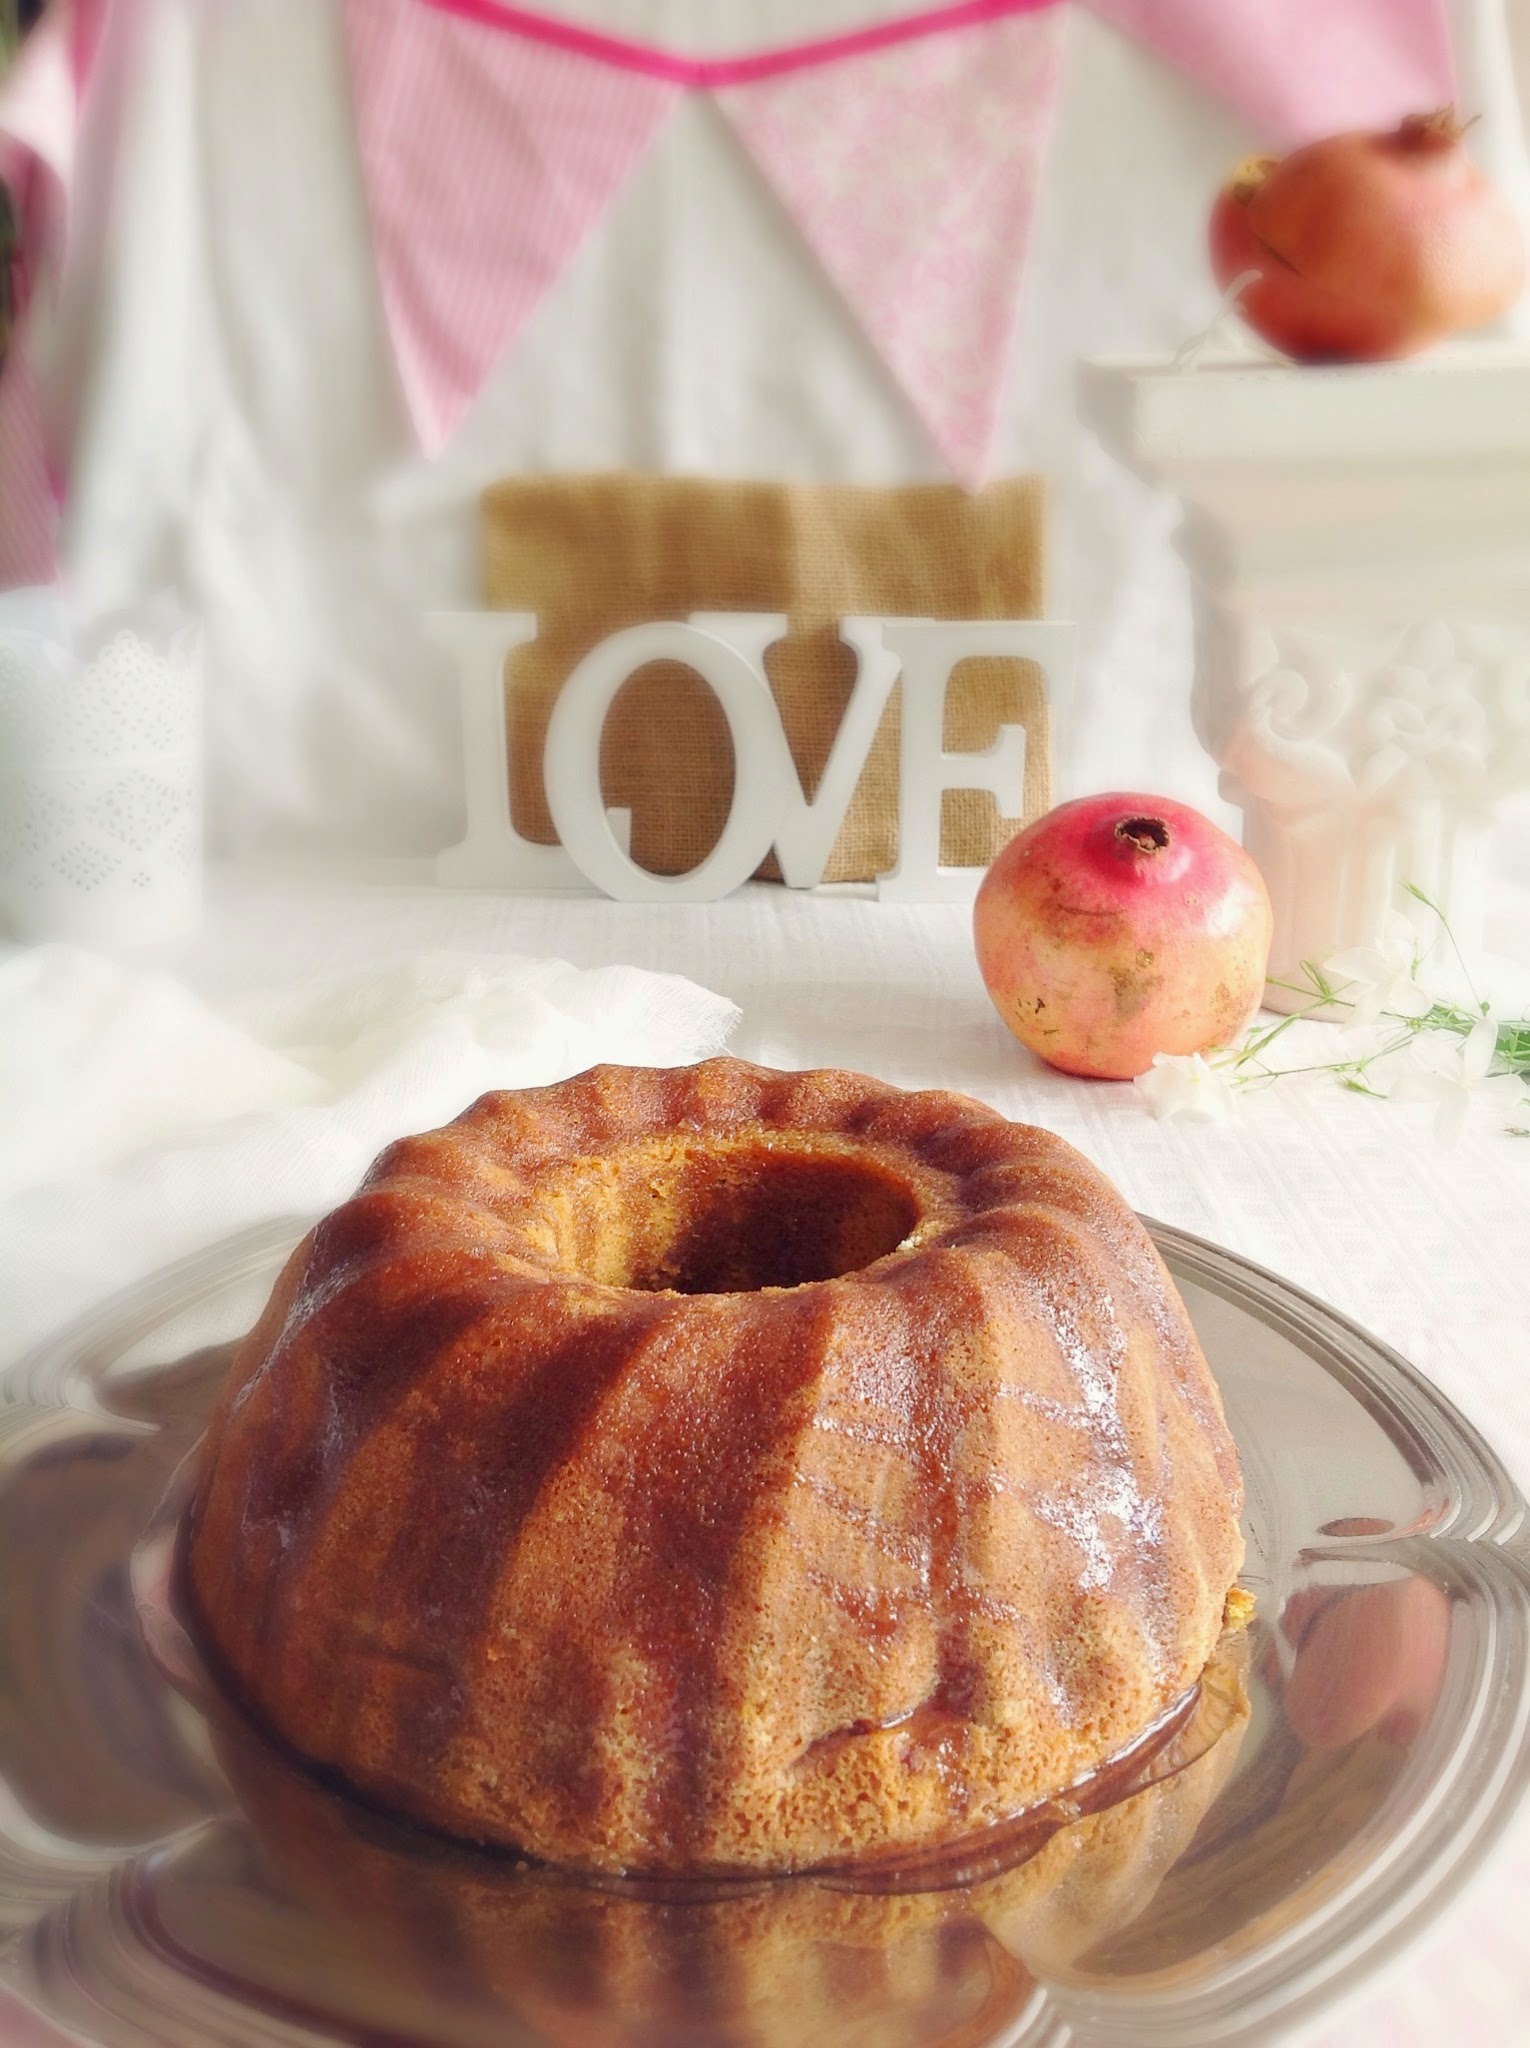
[{"xmin": 186, "ymin": 1058, "xmax": 1244, "ymax": 1875}]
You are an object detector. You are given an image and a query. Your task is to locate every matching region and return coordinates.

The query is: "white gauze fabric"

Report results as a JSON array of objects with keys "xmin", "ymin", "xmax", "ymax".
[{"xmin": 0, "ymin": 943, "xmax": 740, "ymax": 1365}]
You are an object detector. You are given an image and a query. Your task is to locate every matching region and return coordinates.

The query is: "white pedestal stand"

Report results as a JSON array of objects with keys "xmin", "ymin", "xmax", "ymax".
[{"xmin": 1080, "ymin": 348, "xmax": 1530, "ymax": 1009}]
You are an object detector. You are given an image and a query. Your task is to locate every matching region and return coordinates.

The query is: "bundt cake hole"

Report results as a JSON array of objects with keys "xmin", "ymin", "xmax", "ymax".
[{"xmin": 554, "ymin": 1142, "xmax": 923, "ymax": 1294}]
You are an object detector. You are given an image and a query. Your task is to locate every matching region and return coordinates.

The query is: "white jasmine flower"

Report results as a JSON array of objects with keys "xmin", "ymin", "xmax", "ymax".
[
  {"xmin": 1133, "ymin": 1052, "xmax": 1240, "ymax": 1124},
  {"xmin": 1326, "ymin": 912, "xmax": 1435, "ymax": 1025},
  {"xmin": 1324, "ymin": 910, "xmax": 1436, "ymax": 1027},
  {"xmin": 1389, "ymin": 1015, "xmax": 1498, "ymax": 1146}
]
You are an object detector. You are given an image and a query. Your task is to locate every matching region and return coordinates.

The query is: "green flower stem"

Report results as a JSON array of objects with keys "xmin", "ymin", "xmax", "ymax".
[
  {"xmin": 1195, "ymin": 891, "xmax": 1527, "ymax": 1122},
  {"xmin": 1406, "ymin": 881, "xmax": 1485, "ymax": 1012}
]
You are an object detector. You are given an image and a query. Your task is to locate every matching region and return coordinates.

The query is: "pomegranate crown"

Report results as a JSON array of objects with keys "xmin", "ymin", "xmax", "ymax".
[{"xmin": 1397, "ymin": 106, "xmax": 1475, "ymax": 152}]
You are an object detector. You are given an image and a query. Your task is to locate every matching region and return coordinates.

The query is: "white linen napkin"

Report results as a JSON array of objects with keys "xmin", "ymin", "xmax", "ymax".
[{"xmin": 0, "ymin": 943, "xmax": 741, "ymax": 1367}]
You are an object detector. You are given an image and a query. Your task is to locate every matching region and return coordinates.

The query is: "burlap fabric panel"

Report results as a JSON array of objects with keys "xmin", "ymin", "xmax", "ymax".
[{"xmin": 481, "ymin": 474, "xmax": 1048, "ymax": 882}]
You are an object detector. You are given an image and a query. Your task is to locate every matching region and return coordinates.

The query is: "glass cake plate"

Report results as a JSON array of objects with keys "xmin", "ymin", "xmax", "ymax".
[{"xmin": 0, "ymin": 1218, "xmax": 1525, "ymax": 2048}]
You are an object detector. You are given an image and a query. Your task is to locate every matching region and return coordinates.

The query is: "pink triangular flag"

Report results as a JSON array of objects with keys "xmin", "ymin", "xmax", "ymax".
[
  {"xmin": 0, "ymin": 348, "xmax": 59, "ymax": 591},
  {"xmin": 718, "ymin": 10, "xmax": 1063, "ymax": 489},
  {"xmin": 342, "ymin": 0, "xmax": 681, "ymax": 453},
  {"xmin": 1084, "ymin": 0, "xmax": 1455, "ymax": 145},
  {"xmin": 0, "ymin": 3, "xmax": 82, "ymax": 589}
]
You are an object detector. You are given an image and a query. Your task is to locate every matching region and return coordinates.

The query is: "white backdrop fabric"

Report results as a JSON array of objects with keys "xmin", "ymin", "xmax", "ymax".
[
  {"xmin": 38, "ymin": 0, "xmax": 1314, "ymax": 859},
  {"xmin": 0, "ymin": 937, "xmax": 740, "ymax": 1362},
  {"xmin": 38, "ymin": 0, "xmax": 1530, "ymax": 873}
]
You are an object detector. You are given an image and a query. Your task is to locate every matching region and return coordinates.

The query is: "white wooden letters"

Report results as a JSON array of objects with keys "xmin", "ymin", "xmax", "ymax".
[{"xmin": 431, "ymin": 610, "xmax": 1071, "ymax": 902}]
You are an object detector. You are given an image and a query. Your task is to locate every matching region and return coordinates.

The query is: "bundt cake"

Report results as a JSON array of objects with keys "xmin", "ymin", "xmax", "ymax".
[{"xmin": 185, "ymin": 1057, "xmax": 1245, "ymax": 1875}]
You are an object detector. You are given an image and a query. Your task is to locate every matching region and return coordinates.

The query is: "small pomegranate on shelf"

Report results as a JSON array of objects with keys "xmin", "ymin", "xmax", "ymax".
[
  {"xmin": 1210, "ymin": 107, "xmax": 1526, "ymax": 363},
  {"xmin": 973, "ymin": 795, "xmax": 1272, "ymax": 1081}
]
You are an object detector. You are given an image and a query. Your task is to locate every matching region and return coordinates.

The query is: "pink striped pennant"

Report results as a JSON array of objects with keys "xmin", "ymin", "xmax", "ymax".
[
  {"xmin": 342, "ymin": 0, "xmax": 680, "ymax": 454},
  {"xmin": 0, "ymin": 340, "xmax": 59, "ymax": 590}
]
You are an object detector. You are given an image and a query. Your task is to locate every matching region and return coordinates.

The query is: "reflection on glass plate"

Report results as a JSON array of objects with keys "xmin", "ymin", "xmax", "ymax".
[{"xmin": 0, "ymin": 1219, "xmax": 1525, "ymax": 2047}]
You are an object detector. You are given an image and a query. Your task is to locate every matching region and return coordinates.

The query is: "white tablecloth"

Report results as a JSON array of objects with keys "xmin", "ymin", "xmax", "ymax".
[{"xmin": 24, "ymin": 866, "xmax": 1530, "ymax": 2046}]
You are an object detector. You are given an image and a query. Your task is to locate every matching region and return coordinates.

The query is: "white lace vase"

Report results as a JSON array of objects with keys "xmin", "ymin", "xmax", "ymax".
[{"xmin": 0, "ymin": 616, "xmax": 204, "ymax": 948}]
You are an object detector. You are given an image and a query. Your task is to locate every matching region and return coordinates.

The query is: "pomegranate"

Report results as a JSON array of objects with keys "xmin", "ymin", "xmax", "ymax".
[
  {"xmin": 973, "ymin": 794, "xmax": 1272, "ymax": 1081},
  {"xmin": 1210, "ymin": 108, "xmax": 1525, "ymax": 362}
]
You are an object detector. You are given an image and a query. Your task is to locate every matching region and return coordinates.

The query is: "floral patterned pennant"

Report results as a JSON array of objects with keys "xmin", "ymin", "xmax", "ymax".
[{"xmin": 716, "ymin": 10, "xmax": 1064, "ymax": 487}]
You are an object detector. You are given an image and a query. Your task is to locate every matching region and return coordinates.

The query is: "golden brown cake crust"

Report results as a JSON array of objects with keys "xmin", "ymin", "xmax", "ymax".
[{"xmin": 186, "ymin": 1058, "xmax": 1244, "ymax": 1875}]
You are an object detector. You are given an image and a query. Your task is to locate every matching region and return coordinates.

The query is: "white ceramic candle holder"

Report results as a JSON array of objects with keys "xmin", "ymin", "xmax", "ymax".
[{"xmin": 0, "ymin": 595, "xmax": 204, "ymax": 949}]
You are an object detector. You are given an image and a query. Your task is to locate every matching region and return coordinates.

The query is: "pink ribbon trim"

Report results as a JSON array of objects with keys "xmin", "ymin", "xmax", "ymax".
[{"xmin": 417, "ymin": 0, "xmax": 1059, "ymax": 86}]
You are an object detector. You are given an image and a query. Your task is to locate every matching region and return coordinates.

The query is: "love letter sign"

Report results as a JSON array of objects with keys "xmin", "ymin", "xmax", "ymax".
[{"xmin": 431, "ymin": 611, "xmax": 1071, "ymax": 902}]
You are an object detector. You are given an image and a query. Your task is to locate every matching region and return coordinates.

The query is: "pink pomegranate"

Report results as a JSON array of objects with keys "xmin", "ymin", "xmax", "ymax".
[
  {"xmin": 1210, "ymin": 109, "xmax": 1526, "ymax": 364},
  {"xmin": 973, "ymin": 794, "xmax": 1272, "ymax": 1081}
]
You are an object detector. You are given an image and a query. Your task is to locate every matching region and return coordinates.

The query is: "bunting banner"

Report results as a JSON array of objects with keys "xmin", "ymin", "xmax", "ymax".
[
  {"xmin": 0, "ymin": 0, "xmax": 1460, "ymax": 567},
  {"xmin": 341, "ymin": 0, "xmax": 1453, "ymax": 488}
]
